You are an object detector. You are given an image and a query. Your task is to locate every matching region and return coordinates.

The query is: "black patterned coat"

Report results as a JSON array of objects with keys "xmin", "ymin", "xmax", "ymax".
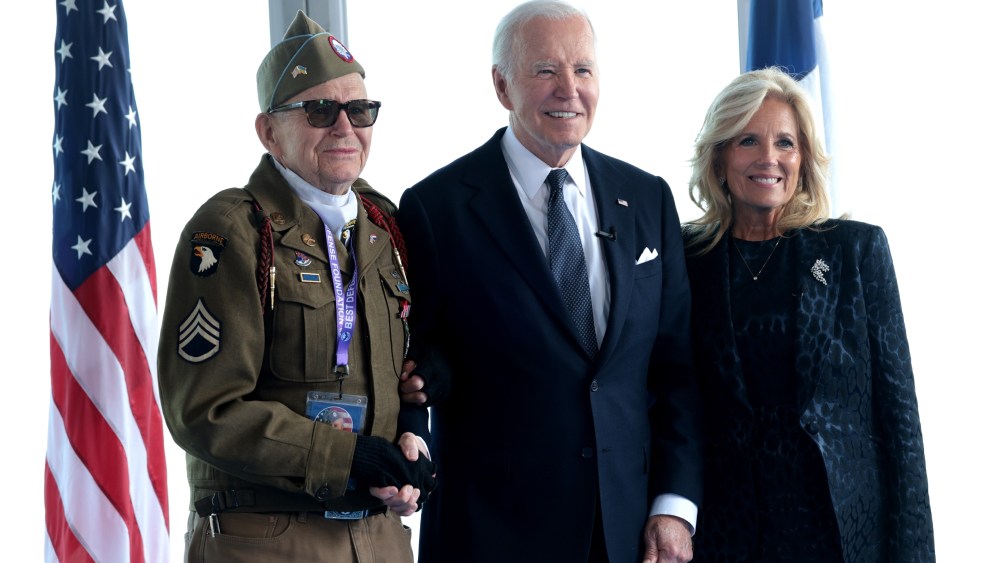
[{"xmin": 684, "ymin": 219, "xmax": 934, "ymax": 562}]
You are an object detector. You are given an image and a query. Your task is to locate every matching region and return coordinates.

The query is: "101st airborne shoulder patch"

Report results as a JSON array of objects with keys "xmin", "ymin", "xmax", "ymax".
[
  {"xmin": 178, "ymin": 298, "xmax": 221, "ymax": 363},
  {"xmin": 190, "ymin": 231, "xmax": 228, "ymax": 277}
]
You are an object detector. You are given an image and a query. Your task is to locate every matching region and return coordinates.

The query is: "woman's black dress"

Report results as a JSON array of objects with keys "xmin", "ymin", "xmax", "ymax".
[{"xmin": 725, "ymin": 235, "xmax": 843, "ymax": 562}]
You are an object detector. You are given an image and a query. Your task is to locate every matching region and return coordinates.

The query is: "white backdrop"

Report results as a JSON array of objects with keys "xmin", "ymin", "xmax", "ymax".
[{"xmin": 2, "ymin": 1, "xmax": 996, "ymax": 560}]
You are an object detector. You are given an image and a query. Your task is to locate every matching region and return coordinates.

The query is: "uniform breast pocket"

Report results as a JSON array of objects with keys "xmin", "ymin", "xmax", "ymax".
[
  {"xmin": 268, "ymin": 270, "xmax": 337, "ymax": 383},
  {"xmin": 375, "ymin": 265, "xmax": 411, "ymax": 370}
]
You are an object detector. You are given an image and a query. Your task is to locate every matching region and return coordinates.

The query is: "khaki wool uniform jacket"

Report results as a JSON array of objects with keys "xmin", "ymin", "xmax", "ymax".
[{"xmin": 157, "ymin": 155, "xmax": 414, "ymax": 557}]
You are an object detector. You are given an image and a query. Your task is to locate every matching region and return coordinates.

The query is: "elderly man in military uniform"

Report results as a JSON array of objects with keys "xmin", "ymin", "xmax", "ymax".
[{"xmin": 157, "ymin": 11, "xmax": 434, "ymax": 562}]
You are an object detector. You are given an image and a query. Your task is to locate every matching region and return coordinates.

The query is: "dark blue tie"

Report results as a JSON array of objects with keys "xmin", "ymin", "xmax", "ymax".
[{"xmin": 546, "ymin": 168, "xmax": 598, "ymax": 358}]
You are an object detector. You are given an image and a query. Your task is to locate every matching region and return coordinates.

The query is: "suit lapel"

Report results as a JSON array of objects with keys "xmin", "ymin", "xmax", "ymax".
[
  {"xmin": 465, "ymin": 132, "xmax": 573, "ymax": 336},
  {"xmin": 585, "ymin": 148, "xmax": 633, "ymax": 364},
  {"xmin": 793, "ymin": 229, "xmax": 841, "ymax": 412}
]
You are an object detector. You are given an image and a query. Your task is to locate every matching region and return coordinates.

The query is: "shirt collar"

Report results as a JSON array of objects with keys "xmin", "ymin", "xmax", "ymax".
[
  {"xmin": 501, "ymin": 127, "xmax": 587, "ymax": 200},
  {"xmin": 271, "ymin": 157, "xmax": 357, "ymax": 232}
]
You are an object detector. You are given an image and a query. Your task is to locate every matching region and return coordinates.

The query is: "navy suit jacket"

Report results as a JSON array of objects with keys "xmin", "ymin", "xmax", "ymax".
[
  {"xmin": 397, "ymin": 128, "xmax": 702, "ymax": 563},
  {"xmin": 684, "ymin": 220, "xmax": 934, "ymax": 562}
]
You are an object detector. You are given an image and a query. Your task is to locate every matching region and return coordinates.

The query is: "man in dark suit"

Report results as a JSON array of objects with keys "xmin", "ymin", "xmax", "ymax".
[{"xmin": 395, "ymin": 2, "xmax": 702, "ymax": 562}]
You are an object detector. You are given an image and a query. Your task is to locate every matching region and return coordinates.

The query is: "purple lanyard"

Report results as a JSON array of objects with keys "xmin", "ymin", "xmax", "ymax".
[{"xmin": 323, "ymin": 222, "xmax": 358, "ymax": 375}]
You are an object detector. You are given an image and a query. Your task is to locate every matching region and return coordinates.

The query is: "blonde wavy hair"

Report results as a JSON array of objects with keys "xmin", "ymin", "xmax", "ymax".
[{"xmin": 686, "ymin": 67, "xmax": 831, "ymax": 254}]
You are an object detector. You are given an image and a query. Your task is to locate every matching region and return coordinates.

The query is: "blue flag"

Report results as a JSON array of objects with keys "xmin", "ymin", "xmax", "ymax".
[
  {"xmin": 739, "ymin": 0, "xmax": 832, "ymax": 193},
  {"xmin": 744, "ymin": 0, "xmax": 822, "ymax": 78}
]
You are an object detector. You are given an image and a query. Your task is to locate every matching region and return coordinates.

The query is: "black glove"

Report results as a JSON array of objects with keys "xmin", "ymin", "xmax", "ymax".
[
  {"xmin": 350, "ymin": 435, "xmax": 437, "ymax": 493},
  {"xmin": 406, "ymin": 347, "xmax": 452, "ymax": 406}
]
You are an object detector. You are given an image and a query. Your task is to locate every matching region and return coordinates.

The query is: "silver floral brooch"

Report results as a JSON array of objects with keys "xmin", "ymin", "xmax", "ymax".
[{"xmin": 810, "ymin": 259, "xmax": 830, "ymax": 285}]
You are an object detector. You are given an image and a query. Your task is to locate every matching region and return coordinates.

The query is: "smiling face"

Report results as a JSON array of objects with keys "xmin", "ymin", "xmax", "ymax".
[
  {"xmin": 493, "ymin": 14, "xmax": 598, "ymax": 167},
  {"xmin": 256, "ymin": 73, "xmax": 372, "ymax": 195},
  {"xmin": 722, "ymin": 97, "xmax": 802, "ymax": 234}
]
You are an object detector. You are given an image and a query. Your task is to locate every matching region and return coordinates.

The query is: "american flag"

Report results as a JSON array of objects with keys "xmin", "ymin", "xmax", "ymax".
[{"xmin": 46, "ymin": 1, "xmax": 169, "ymax": 561}]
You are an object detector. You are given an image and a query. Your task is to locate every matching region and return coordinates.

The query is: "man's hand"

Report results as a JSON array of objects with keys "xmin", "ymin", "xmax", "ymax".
[
  {"xmin": 399, "ymin": 359, "xmax": 428, "ymax": 405},
  {"xmin": 641, "ymin": 515, "xmax": 693, "ymax": 563},
  {"xmin": 350, "ymin": 435, "xmax": 436, "ymax": 493},
  {"xmin": 370, "ymin": 484, "xmax": 422, "ymax": 516},
  {"xmin": 369, "ymin": 432, "xmax": 434, "ymax": 516},
  {"xmin": 396, "ymin": 431, "xmax": 430, "ymax": 462}
]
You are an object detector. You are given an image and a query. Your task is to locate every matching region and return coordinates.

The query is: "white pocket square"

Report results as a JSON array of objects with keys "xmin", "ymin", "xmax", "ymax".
[{"xmin": 636, "ymin": 247, "xmax": 658, "ymax": 265}]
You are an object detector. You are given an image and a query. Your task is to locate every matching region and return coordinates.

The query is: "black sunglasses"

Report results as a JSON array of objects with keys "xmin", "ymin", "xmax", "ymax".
[{"xmin": 268, "ymin": 99, "xmax": 381, "ymax": 128}]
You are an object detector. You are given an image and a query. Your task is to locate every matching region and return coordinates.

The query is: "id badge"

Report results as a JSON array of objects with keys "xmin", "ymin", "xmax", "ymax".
[{"xmin": 306, "ymin": 392, "xmax": 368, "ymax": 434}]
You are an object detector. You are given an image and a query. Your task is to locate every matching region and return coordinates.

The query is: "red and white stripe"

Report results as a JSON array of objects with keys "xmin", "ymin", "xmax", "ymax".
[{"xmin": 45, "ymin": 224, "xmax": 169, "ymax": 563}]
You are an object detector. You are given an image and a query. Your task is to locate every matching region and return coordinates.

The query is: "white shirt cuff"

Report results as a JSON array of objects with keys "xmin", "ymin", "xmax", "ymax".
[{"xmin": 649, "ymin": 493, "xmax": 698, "ymax": 535}]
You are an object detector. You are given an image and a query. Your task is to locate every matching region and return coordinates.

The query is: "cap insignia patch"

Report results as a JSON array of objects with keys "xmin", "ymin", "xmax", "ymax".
[{"xmin": 328, "ymin": 36, "xmax": 354, "ymax": 63}]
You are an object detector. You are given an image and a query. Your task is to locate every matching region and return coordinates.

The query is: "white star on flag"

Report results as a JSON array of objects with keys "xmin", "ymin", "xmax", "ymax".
[{"xmin": 90, "ymin": 46, "xmax": 113, "ymax": 71}]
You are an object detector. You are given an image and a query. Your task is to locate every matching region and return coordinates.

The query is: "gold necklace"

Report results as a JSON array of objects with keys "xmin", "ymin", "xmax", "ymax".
[{"xmin": 733, "ymin": 237, "xmax": 781, "ymax": 281}]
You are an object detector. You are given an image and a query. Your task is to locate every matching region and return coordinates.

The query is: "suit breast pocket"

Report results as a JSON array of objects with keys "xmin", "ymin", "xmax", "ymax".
[
  {"xmin": 626, "ymin": 265, "xmax": 662, "ymax": 333},
  {"xmin": 634, "ymin": 258, "xmax": 662, "ymax": 280}
]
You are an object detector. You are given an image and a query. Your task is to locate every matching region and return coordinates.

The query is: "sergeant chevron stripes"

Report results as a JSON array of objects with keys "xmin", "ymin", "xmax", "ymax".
[{"xmin": 178, "ymin": 298, "xmax": 222, "ymax": 363}]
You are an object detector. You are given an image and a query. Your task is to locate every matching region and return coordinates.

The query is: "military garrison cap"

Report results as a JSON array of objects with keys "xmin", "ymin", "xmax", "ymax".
[{"xmin": 257, "ymin": 10, "xmax": 366, "ymax": 112}]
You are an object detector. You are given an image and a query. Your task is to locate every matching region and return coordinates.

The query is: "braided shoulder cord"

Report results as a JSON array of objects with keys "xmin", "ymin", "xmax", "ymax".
[
  {"xmin": 359, "ymin": 195, "xmax": 409, "ymax": 278},
  {"xmin": 359, "ymin": 194, "xmax": 412, "ymax": 357},
  {"xmin": 250, "ymin": 200, "xmax": 275, "ymax": 312}
]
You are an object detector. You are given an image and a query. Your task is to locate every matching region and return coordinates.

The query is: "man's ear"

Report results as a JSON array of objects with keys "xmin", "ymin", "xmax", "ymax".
[
  {"xmin": 492, "ymin": 67, "xmax": 514, "ymax": 111},
  {"xmin": 255, "ymin": 112, "xmax": 280, "ymax": 156}
]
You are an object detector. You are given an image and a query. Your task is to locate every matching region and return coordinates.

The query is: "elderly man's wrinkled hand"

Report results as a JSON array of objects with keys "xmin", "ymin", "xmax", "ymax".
[
  {"xmin": 641, "ymin": 515, "xmax": 693, "ymax": 563},
  {"xmin": 370, "ymin": 484, "xmax": 423, "ymax": 516},
  {"xmin": 367, "ymin": 432, "xmax": 435, "ymax": 515}
]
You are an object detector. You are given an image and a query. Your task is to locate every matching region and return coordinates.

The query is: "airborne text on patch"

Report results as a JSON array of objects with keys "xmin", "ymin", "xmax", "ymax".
[{"xmin": 189, "ymin": 231, "xmax": 228, "ymax": 277}]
